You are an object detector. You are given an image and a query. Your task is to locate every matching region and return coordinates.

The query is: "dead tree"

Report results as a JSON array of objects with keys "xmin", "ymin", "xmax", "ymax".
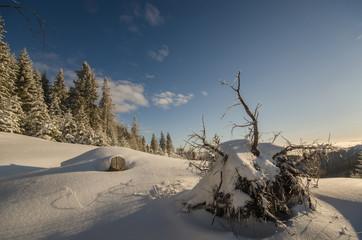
[
  {"xmin": 221, "ymin": 71, "xmax": 260, "ymax": 157},
  {"xmin": 182, "ymin": 70, "xmax": 336, "ymax": 236}
]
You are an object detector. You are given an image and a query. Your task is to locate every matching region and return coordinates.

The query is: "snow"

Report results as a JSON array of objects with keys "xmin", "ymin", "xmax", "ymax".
[
  {"xmin": 0, "ymin": 132, "xmax": 361, "ymax": 239},
  {"xmin": 178, "ymin": 140, "xmax": 282, "ymax": 210}
]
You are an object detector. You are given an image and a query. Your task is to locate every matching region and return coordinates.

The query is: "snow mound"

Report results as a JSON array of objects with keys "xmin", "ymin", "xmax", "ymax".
[
  {"xmin": 61, "ymin": 148, "xmax": 133, "ymax": 171},
  {"xmin": 179, "ymin": 140, "xmax": 282, "ymax": 209}
]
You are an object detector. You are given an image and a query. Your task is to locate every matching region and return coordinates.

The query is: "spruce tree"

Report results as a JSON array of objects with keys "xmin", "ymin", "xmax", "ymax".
[
  {"xmin": 73, "ymin": 100, "xmax": 94, "ymax": 144},
  {"xmin": 141, "ymin": 136, "xmax": 147, "ymax": 152},
  {"xmin": 166, "ymin": 132, "xmax": 174, "ymax": 155},
  {"xmin": 74, "ymin": 61, "xmax": 100, "ymax": 130},
  {"xmin": 150, "ymin": 133, "xmax": 158, "ymax": 154},
  {"xmin": 53, "ymin": 68, "xmax": 68, "ymax": 111},
  {"xmin": 0, "ymin": 16, "xmax": 10, "ymax": 100},
  {"xmin": 16, "ymin": 48, "xmax": 35, "ymax": 114},
  {"xmin": 129, "ymin": 116, "xmax": 141, "ymax": 150},
  {"xmin": 159, "ymin": 131, "xmax": 166, "ymax": 154},
  {"xmin": 117, "ymin": 124, "xmax": 130, "ymax": 147},
  {"xmin": 48, "ymin": 89, "xmax": 63, "ymax": 140},
  {"xmin": 60, "ymin": 109, "xmax": 78, "ymax": 143},
  {"xmin": 41, "ymin": 71, "xmax": 51, "ymax": 108},
  {"xmin": 0, "ymin": 18, "xmax": 23, "ymax": 133},
  {"xmin": 131, "ymin": 116, "xmax": 139, "ymax": 136},
  {"xmin": 23, "ymin": 69, "xmax": 59, "ymax": 140},
  {"xmin": 356, "ymin": 152, "xmax": 362, "ymax": 178},
  {"xmin": 99, "ymin": 77, "xmax": 117, "ymax": 144}
]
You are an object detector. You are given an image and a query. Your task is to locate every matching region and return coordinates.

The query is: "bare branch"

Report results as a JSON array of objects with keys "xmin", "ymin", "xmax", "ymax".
[
  {"xmin": 0, "ymin": 4, "xmax": 55, "ymax": 47},
  {"xmin": 222, "ymin": 71, "xmax": 260, "ymax": 156},
  {"xmin": 271, "ymin": 131, "xmax": 282, "ymax": 143}
]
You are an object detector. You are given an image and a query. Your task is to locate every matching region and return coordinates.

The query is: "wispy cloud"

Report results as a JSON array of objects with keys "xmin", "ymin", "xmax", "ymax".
[
  {"xmin": 145, "ymin": 3, "xmax": 164, "ymax": 26},
  {"xmin": 148, "ymin": 45, "xmax": 169, "ymax": 62},
  {"xmin": 107, "ymin": 80, "xmax": 149, "ymax": 113},
  {"xmin": 128, "ymin": 62, "xmax": 139, "ymax": 67},
  {"xmin": 128, "ymin": 25, "xmax": 139, "ymax": 33},
  {"xmin": 152, "ymin": 91, "xmax": 193, "ymax": 109},
  {"xmin": 145, "ymin": 73, "xmax": 155, "ymax": 79},
  {"xmin": 33, "ymin": 62, "xmax": 52, "ymax": 72},
  {"xmin": 201, "ymin": 91, "xmax": 208, "ymax": 96},
  {"xmin": 357, "ymin": 35, "xmax": 362, "ymax": 40},
  {"xmin": 63, "ymin": 69, "xmax": 77, "ymax": 85},
  {"xmin": 33, "ymin": 51, "xmax": 60, "ymax": 61},
  {"xmin": 120, "ymin": 2, "xmax": 164, "ymax": 33},
  {"xmin": 120, "ymin": 14, "xmax": 134, "ymax": 23},
  {"xmin": 84, "ymin": 0, "xmax": 99, "ymax": 15}
]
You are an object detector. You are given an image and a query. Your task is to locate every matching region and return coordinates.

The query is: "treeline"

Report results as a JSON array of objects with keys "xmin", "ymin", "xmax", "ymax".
[
  {"xmin": 321, "ymin": 146, "xmax": 361, "ymax": 178},
  {"xmin": 0, "ymin": 17, "xmax": 173, "ymax": 154}
]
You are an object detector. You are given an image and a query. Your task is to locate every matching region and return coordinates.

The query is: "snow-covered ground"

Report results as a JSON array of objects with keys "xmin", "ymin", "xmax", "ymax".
[{"xmin": 0, "ymin": 132, "xmax": 361, "ymax": 240}]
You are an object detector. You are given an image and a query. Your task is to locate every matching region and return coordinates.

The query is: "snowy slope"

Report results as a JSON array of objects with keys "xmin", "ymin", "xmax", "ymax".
[{"xmin": 0, "ymin": 132, "xmax": 361, "ymax": 240}]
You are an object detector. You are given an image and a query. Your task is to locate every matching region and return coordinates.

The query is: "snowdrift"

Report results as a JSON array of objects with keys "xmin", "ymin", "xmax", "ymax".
[{"xmin": 0, "ymin": 132, "xmax": 361, "ymax": 239}]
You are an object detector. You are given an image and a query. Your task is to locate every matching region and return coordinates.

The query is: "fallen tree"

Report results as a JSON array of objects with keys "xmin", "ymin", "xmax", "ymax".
[{"xmin": 180, "ymin": 71, "xmax": 333, "ymax": 235}]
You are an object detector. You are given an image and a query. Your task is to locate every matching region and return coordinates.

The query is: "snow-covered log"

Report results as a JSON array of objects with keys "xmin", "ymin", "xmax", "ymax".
[{"xmin": 108, "ymin": 155, "xmax": 126, "ymax": 171}]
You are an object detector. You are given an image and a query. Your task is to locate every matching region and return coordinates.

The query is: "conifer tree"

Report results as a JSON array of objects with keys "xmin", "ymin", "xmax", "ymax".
[
  {"xmin": 159, "ymin": 131, "xmax": 166, "ymax": 154},
  {"xmin": 166, "ymin": 132, "xmax": 174, "ymax": 155},
  {"xmin": 0, "ymin": 18, "xmax": 23, "ymax": 133},
  {"xmin": 141, "ymin": 136, "xmax": 147, "ymax": 152},
  {"xmin": 52, "ymin": 68, "xmax": 68, "ymax": 111},
  {"xmin": 48, "ymin": 89, "xmax": 63, "ymax": 140},
  {"xmin": 150, "ymin": 133, "xmax": 158, "ymax": 154},
  {"xmin": 117, "ymin": 124, "xmax": 130, "ymax": 147},
  {"xmin": 60, "ymin": 109, "xmax": 78, "ymax": 143},
  {"xmin": 16, "ymin": 48, "xmax": 35, "ymax": 114},
  {"xmin": 356, "ymin": 152, "xmax": 362, "ymax": 178},
  {"xmin": 73, "ymin": 61, "xmax": 100, "ymax": 130},
  {"xmin": 41, "ymin": 71, "xmax": 51, "ymax": 108},
  {"xmin": 99, "ymin": 77, "xmax": 117, "ymax": 144},
  {"xmin": 23, "ymin": 69, "xmax": 59, "ymax": 140},
  {"xmin": 128, "ymin": 116, "xmax": 142, "ymax": 150},
  {"xmin": 0, "ymin": 16, "xmax": 10, "ymax": 100},
  {"xmin": 73, "ymin": 100, "xmax": 94, "ymax": 144},
  {"xmin": 131, "ymin": 116, "xmax": 139, "ymax": 136}
]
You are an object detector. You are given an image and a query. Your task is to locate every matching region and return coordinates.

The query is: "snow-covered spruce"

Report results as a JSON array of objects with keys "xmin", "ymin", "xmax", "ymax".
[{"xmin": 179, "ymin": 139, "xmax": 312, "ymax": 224}]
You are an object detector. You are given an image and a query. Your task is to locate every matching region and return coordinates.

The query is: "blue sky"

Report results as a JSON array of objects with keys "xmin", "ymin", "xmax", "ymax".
[{"xmin": 1, "ymin": 0, "xmax": 362, "ymax": 147}]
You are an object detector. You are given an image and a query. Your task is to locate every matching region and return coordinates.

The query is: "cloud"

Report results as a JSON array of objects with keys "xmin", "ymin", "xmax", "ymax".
[
  {"xmin": 33, "ymin": 62, "xmax": 52, "ymax": 72},
  {"xmin": 33, "ymin": 51, "xmax": 59, "ymax": 61},
  {"xmin": 107, "ymin": 80, "xmax": 149, "ymax": 113},
  {"xmin": 357, "ymin": 35, "xmax": 362, "ymax": 40},
  {"xmin": 120, "ymin": 14, "xmax": 134, "ymax": 23},
  {"xmin": 128, "ymin": 62, "xmax": 139, "ymax": 67},
  {"xmin": 63, "ymin": 69, "xmax": 77, "ymax": 82},
  {"xmin": 84, "ymin": 0, "xmax": 99, "ymax": 15},
  {"xmin": 145, "ymin": 73, "xmax": 155, "ymax": 79},
  {"xmin": 152, "ymin": 91, "xmax": 193, "ymax": 109},
  {"xmin": 131, "ymin": 1, "xmax": 142, "ymax": 18},
  {"xmin": 201, "ymin": 91, "xmax": 208, "ymax": 96},
  {"xmin": 148, "ymin": 45, "xmax": 169, "ymax": 62},
  {"xmin": 128, "ymin": 25, "xmax": 139, "ymax": 33},
  {"xmin": 120, "ymin": 2, "xmax": 164, "ymax": 34},
  {"xmin": 145, "ymin": 3, "xmax": 164, "ymax": 26}
]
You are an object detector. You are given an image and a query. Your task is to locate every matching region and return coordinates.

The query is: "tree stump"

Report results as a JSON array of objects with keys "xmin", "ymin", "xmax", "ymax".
[{"xmin": 108, "ymin": 156, "xmax": 126, "ymax": 171}]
